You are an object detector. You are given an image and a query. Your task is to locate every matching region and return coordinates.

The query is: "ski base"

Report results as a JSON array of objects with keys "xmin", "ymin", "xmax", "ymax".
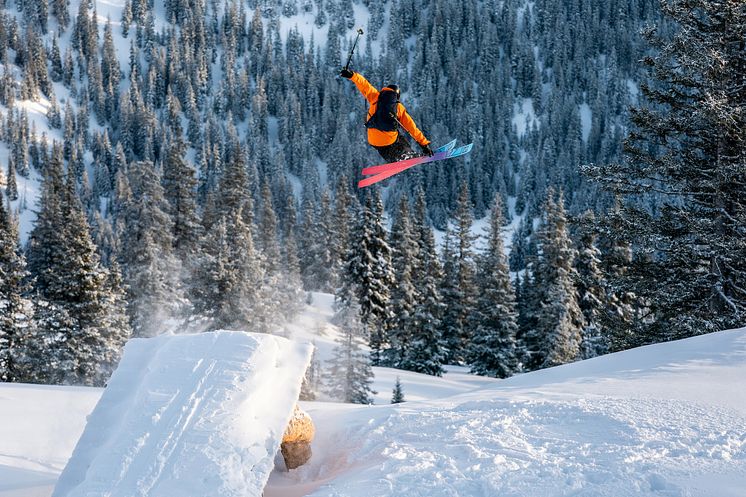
[
  {"xmin": 358, "ymin": 141, "xmax": 473, "ymax": 189},
  {"xmin": 360, "ymin": 140, "xmax": 456, "ymax": 176}
]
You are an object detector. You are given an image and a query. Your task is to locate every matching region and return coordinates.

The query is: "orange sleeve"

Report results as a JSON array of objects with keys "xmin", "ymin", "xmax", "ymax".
[
  {"xmin": 350, "ymin": 72, "xmax": 379, "ymax": 104},
  {"xmin": 397, "ymin": 104, "xmax": 430, "ymax": 146}
]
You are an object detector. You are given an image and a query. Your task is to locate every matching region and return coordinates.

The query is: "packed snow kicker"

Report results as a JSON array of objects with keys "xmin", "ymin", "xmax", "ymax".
[{"xmin": 51, "ymin": 332, "xmax": 313, "ymax": 497}]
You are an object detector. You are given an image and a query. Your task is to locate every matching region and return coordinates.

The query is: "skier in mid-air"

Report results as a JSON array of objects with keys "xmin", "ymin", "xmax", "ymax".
[{"xmin": 340, "ymin": 68, "xmax": 433, "ymax": 163}]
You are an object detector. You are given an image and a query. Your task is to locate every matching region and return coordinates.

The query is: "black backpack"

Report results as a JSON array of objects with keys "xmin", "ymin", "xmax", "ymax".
[{"xmin": 366, "ymin": 89, "xmax": 399, "ymax": 132}]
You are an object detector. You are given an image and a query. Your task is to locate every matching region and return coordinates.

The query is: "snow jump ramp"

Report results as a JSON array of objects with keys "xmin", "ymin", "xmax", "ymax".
[{"xmin": 52, "ymin": 331, "xmax": 313, "ymax": 497}]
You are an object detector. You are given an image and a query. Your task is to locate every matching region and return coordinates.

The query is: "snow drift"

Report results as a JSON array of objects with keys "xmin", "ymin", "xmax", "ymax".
[
  {"xmin": 2, "ymin": 322, "xmax": 746, "ymax": 497},
  {"xmin": 273, "ymin": 327, "xmax": 746, "ymax": 497},
  {"xmin": 51, "ymin": 331, "xmax": 313, "ymax": 497}
]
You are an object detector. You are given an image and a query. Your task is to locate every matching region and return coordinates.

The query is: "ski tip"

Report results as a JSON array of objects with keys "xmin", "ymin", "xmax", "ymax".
[
  {"xmin": 435, "ymin": 139, "xmax": 457, "ymax": 154},
  {"xmin": 447, "ymin": 143, "xmax": 474, "ymax": 158}
]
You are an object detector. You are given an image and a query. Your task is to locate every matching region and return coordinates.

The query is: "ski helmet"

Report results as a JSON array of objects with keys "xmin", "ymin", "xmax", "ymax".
[{"xmin": 384, "ymin": 84, "xmax": 400, "ymax": 96}]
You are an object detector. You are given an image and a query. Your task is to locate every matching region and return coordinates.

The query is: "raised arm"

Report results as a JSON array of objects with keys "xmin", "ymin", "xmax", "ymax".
[{"xmin": 350, "ymin": 72, "xmax": 379, "ymax": 104}]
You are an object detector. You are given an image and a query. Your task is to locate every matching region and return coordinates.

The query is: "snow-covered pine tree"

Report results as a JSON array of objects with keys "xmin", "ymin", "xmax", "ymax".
[
  {"xmin": 191, "ymin": 206, "xmax": 265, "ymax": 332},
  {"xmin": 119, "ymin": 0, "xmax": 132, "ymax": 36},
  {"xmin": 24, "ymin": 146, "xmax": 66, "ymax": 376},
  {"xmin": 314, "ymin": 0, "xmax": 327, "ymax": 27},
  {"xmin": 509, "ymin": 216, "xmax": 532, "ymax": 272},
  {"xmin": 383, "ymin": 197, "xmax": 419, "ymax": 368},
  {"xmin": 165, "ymin": 88, "xmax": 183, "ymax": 137},
  {"xmin": 282, "ymin": 193, "xmax": 302, "ymax": 276},
  {"xmin": 116, "ymin": 161, "xmax": 186, "ymax": 337},
  {"xmin": 258, "ymin": 180, "xmax": 281, "ymax": 273},
  {"xmin": 302, "ymin": 190, "xmax": 335, "ymax": 292},
  {"xmin": 367, "ymin": 0, "xmax": 385, "ymax": 40},
  {"xmin": 513, "ymin": 271, "xmax": 527, "ymax": 365},
  {"xmin": 162, "ymin": 138, "xmax": 202, "ymax": 261},
  {"xmin": 298, "ymin": 196, "xmax": 322, "ymax": 291},
  {"xmin": 47, "ymin": 95, "xmax": 62, "ymax": 129},
  {"xmin": 97, "ymin": 260, "xmax": 132, "ymax": 381},
  {"xmin": 0, "ymin": 199, "xmax": 34, "ymax": 383},
  {"xmin": 468, "ymin": 196, "xmax": 519, "ymax": 378},
  {"xmin": 403, "ymin": 188, "xmax": 446, "ymax": 376},
  {"xmin": 52, "ymin": 0, "xmax": 71, "ymax": 28},
  {"xmin": 64, "ymin": 171, "xmax": 130, "ymax": 382},
  {"xmin": 391, "ymin": 377, "xmax": 405, "ymax": 404},
  {"xmin": 101, "ymin": 19, "xmax": 120, "ymax": 120},
  {"xmin": 574, "ymin": 211, "xmax": 608, "ymax": 359},
  {"xmin": 326, "ymin": 296, "xmax": 375, "ymax": 405},
  {"xmin": 439, "ymin": 226, "xmax": 460, "ymax": 364},
  {"xmin": 345, "ymin": 189, "xmax": 395, "ymax": 365},
  {"xmin": 328, "ymin": 178, "xmax": 356, "ymax": 291},
  {"xmin": 190, "ymin": 139, "xmax": 264, "ymax": 331},
  {"xmin": 12, "ymin": 127, "xmax": 29, "ymax": 178},
  {"xmin": 588, "ymin": 200, "xmax": 639, "ymax": 352},
  {"xmin": 257, "ymin": 180, "xmax": 302, "ymax": 326},
  {"xmin": 190, "ymin": 216, "xmax": 231, "ymax": 328},
  {"xmin": 524, "ymin": 190, "xmax": 584, "ymax": 370},
  {"xmin": 338, "ymin": 0, "xmax": 355, "ymax": 29},
  {"xmin": 588, "ymin": 0, "xmax": 746, "ymax": 344},
  {"xmin": 5, "ymin": 157, "xmax": 18, "ymax": 201},
  {"xmin": 439, "ymin": 181, "xmax": 478, "ymax": 363},
  {"xmin": 331, "ymin": 175, "xmax": 357, "ymax": 304},
  {"xmin": 27, "ymin": 152, "xmax": 129, "ymax": 385},
  {"xmin": 216, "ymin": 147, "xmax": 253, "ymax": 225}
]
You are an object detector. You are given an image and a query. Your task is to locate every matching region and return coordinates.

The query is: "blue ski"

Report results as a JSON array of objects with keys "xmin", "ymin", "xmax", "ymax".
[{"xmin": 359, "ymin": 142, "xmax": 473, "ymax": 188}]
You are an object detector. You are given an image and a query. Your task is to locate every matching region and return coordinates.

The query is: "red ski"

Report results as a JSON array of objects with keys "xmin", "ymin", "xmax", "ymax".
[
  {"xmin": 358, "ymin": 142, "xmax": 473, "ymax": 189},
  {"xmin": 361, "ymin": 140, "xmax": 457, "ymax": 176}
]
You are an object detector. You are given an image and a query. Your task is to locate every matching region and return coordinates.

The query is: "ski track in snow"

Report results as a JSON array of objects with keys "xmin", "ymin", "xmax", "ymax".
[
  {"xmin": 266, "ymin": 325, "xmax": 746, "ymax": 497},
  {"xmin": 291, "ymin": 397, "xmax": 746, "ymax": 497}
]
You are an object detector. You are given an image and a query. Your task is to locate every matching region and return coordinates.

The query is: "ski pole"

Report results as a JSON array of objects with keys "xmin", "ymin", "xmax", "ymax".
[{"xmin": 344, "ymin": 28, "xmax": 364, "ymax": 72}]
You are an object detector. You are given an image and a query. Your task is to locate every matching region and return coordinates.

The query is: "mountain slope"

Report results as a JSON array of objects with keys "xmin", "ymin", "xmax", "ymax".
[
  {"xmin": 2, "ymin": 325, "xmax": 745, "ymax": 497},
  {"xmin": 279, "ymin": 327, "xmax": 746, "ymax": 497}
]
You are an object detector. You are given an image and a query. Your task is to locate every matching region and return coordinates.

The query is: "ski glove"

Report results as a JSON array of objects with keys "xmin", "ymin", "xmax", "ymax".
[
  {"xmin": 420, "ymin": 143, "xmax": 434, "ymax": 157},
  {"xmin": 340, "ymin": 68, "xmax": 354, "ymax": 79}
]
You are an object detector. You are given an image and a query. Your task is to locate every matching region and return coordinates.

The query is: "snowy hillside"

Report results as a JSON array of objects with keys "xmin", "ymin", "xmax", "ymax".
[
  {"xmin": 2, "ymin": 320, "xmax": 745, "ymax": 497},
  {"xmin": 0, "ymin": 0, "xmax": 375, "ymax": 243},
  {"xmin": 281, "ymin": 328, "xmax": 746, "ymax": 497}
]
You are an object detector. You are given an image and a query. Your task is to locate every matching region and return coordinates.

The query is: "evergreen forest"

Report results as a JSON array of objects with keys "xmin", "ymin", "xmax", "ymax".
[{"xmin": 0, "ymin": 0, "xmax": 743, "ymax": 401}]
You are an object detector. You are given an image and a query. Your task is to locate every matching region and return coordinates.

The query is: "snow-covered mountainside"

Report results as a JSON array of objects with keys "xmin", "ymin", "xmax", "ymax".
[
  {"xmin": 2, "ymin": 313, "xmax": 745, "ymax": 496},
  {"xmin": 0, "ymin": 0, "xmax": 655, "ymax": 241}
]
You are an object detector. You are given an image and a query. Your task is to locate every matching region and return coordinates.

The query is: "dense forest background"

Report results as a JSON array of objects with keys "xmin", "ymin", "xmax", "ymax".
[{"xmin": 0, "ymin": 0, "xmax": 743, "ymax": 401}]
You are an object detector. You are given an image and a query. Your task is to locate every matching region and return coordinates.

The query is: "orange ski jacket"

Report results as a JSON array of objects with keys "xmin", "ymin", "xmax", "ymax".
[{"xmin": 350, "ymin": 72, "xmax": 430, "ymax": 148}]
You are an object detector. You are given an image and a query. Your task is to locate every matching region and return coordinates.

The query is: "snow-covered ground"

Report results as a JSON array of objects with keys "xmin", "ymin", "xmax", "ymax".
[
  {"xmin": 273, "ymin": 326, "xmax": 746, "ymax": 497},
  {"xmin": 0, "ymin": 383, "xmax": 99, "ymax": 497},
  {"xmin": 2, "ymin": 293, "xmax": 745, "ymax": 497}
]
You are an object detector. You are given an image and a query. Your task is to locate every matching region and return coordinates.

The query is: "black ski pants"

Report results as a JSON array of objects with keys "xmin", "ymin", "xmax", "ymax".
[{"xmin": 372, "ymin": 133, "xmax": 417, "ymax": 163}]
